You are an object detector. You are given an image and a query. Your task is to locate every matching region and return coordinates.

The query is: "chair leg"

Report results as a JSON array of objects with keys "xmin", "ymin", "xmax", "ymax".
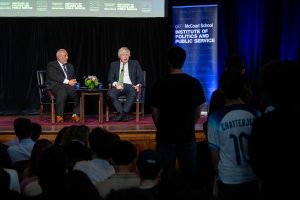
[
  {"xmin": 51, "ymin": 101, "xmax": 55, "ymax": 124},
  {"xmin": 136, "ymin": 102, "xmax": 139, "ymax": 122},
  {"xmin": 40, "ymin": 104, "xmax": 43, "ymax": 120},
  {"xmin": 106, "ymin": 104, "xmax": 109, "ymax": 122},
  {"xmin": 141, "ymin": 104, "xmax": 144, "ymax": 119}
]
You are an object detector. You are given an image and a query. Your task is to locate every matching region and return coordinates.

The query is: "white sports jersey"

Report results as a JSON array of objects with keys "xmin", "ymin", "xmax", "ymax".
[{"xmin": 208, "ymin": 104, "xmax": 261, "ymax": 184}]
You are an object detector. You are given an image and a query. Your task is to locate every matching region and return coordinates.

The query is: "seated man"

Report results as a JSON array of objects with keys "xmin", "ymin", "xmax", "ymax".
[
  {"xmin": 107, "ymin": 47, "xmax": 144, "ymax": 122},
  {"xmin": 46, "ymin": 48, "xmax": 80, "ymax": 123}
]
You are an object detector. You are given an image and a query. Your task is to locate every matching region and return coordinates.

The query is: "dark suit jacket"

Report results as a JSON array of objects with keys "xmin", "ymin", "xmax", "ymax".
[
  {"xmin": 46, "ymin": 60, "xmax": 76, "ymax": 90},
  {"xmin": 108, "ymin": 59, "xmax": 144, "ymax": 86}
]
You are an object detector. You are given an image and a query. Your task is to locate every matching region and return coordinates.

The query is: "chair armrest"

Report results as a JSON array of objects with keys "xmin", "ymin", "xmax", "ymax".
[
  {"xmin": 38, "ymin": 84, "xmax": 47, "ymax": 89},
  {"xmin": 136, "ymin": 84, "xmax": 142, "ymax": 101}
]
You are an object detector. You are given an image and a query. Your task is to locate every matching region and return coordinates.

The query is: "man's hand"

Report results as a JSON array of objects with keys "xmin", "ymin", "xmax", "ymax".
[
  {"xmin": 133, "ymin": 84, "xmax": 140, "ymax": 92},
  {"xmin": 68, "ymin": 79, "xmax": 77, "ymax": 86},
  {"xmin": 115, "ymin": 82, "xmax": 124, "ymax": 90}
]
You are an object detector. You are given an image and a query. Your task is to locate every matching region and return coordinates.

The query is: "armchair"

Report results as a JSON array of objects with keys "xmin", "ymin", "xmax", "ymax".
[
  {"xmin": 106, "ymin": 71, "xmax": 146, "ymax": 122},
  {"xmin": 36, "ymin": 70, "xmax": 74, "ymax": 123}
]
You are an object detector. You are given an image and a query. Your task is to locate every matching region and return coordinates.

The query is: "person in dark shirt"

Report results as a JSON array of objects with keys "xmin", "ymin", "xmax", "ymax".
[{"xmin": 150, "ymin": 46, "xmax": 206, "ymax": 182}]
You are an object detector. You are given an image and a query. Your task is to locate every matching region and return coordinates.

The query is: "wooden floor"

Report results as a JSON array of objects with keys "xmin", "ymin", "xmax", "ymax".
[{"xmin": 0, "ymin": 114, "xmax": 207, "ymax": 152}]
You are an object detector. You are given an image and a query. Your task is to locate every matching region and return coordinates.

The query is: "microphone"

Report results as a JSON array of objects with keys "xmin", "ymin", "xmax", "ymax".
[{"xmin": 121, "ymin": 63, "xmax": 125, "ymax": 72}]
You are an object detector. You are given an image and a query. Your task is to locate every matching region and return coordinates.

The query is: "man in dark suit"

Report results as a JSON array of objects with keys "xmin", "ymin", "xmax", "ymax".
[
  {"xmin": 107, "ymin": 47, "xmax": 144, "ymax": 121},
  {"xmin": 46, "ymin": 49, "xmax": 80, "ymax": 123}
]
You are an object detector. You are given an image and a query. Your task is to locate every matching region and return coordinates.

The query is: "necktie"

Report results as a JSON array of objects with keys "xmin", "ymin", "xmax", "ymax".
[
  {"xmin": 118, "ymin": 63, "xmax": 125, "ymax": 87},
  {"xmin": 63, "ymin": 64, "xmax": 68, "ymax": 79}
]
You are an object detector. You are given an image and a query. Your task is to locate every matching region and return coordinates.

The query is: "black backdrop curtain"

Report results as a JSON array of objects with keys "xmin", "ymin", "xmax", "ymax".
[
  {"xmin": 0, "ymin": 0, "xmax": 299, "ymax": 115},
  {"xmin": 0, "ymin": 17, "xmax": 170, "ymax": 114}
]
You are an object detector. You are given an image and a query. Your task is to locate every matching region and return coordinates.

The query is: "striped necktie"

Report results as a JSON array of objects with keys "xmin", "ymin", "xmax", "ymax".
[{"xmin": 63, "ymin": 64, "xmax": 68, "ymax": 78}]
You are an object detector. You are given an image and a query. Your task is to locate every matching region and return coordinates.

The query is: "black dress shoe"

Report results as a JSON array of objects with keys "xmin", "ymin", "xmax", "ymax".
[
  {"xmin": 121, "ymin": 113, "xmax": 129, "ymax": 122},
  {"xmin": 114, "ymin": 113, "xmax": 123, "ymax": 121}
]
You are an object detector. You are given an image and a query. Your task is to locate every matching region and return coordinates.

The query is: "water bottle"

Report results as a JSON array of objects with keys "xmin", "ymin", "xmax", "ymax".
[
  {"xmin": 75, "ymin": 82, "xmax": 81, "ymax": 89},
  {"xmin": 98, "ymin": 82, "xmax": 103, "ymax": 90}
]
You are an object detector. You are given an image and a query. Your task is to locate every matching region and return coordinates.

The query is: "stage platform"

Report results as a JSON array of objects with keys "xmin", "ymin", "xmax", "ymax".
[{"xmin": 0, "ymin": 114, "xmax": 207, "ymax": 152}]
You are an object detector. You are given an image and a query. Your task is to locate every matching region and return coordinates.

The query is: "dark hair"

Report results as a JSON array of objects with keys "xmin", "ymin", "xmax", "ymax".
[
  {"xmin": 54, "ymin": 126, "xmax": 69, "ymax": 146},
  {"xmin": 112, "ymin": 140, "xmax": 137, "ymax": 165},
  {"xmin": 28, "ymin": 139, "xmax": 53, "ymax": 176},
  {"xmin": 136, "ymin": 149, "xmax": 161, "ymax": 179},
  {"xmin": 62, "ymin": 170, "xmax": 101, "ymax": 200},
  {"xmin": 13, "ymin": 117, "xmax": 32, "ymax": 139},
  {"xmin": 167, "ymin": 46, "xmax": 186, "ymax": 69},
  {"xmin": 262, "ymin": 60, "xmax": 300, "ymax": 105},
  {"xmin": 224, "ymin": 55, "xmax": 245, "ymax": 72},
  {"xmin": 219, "ymin": 70, "xmax": 245, "ymax": 99},
  {"xmin": 31, "ymin": 122, "xmax": 42, "ymax": 142},
  {"xmin": 37, "ymin": 146, "xmax": 67, "ymax": 192},
  {"xmin": 89, "ymin": 127, "xmax": 120, "ymax": 159}
]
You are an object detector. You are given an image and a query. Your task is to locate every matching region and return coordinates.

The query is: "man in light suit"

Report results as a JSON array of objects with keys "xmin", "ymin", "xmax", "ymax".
[
  {"xmin": 107, "ymin": 47, "xmax": 144, "ymax": 121},
  {"xmin": 46, "ymin": 49, "xmax": 80, "ymax": 123}
]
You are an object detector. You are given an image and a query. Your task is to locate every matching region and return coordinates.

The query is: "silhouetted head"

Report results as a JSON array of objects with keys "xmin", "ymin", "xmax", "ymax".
[
  {"xmin": 224, "ymin": 55, "xmax": 245, "ymax": 74},
  {"xmin": 167, "ymin": 46, "xmax": 186, "ymax": 69},
  {"xmin": 136, "ymin": 149, "xmax": 162, "ymax": 180},
  {"xmin": 31, "ymin": 122, "xmax": 42, "ymax": 142},
  {"xmin": 13, "ymin": 117, "xmax": 32, "ymax": 140},
  {"xmin": 112, "ymin": 140, "xmax": 137, "ymax": 166},
  {"xmin": 219, "ymin": 70, "xmax": 245, "ymax": 99}
]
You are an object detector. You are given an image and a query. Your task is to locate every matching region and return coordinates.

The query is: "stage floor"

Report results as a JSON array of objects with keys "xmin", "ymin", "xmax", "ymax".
[{"xmin": 0, "ymin": 114, "xmax": 207, "ymax": 144}]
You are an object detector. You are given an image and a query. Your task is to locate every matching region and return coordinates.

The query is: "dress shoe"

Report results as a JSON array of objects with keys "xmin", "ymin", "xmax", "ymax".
[
  {"xmin": 114, "ymin": 113, "xmax": 123, "ymax": 121},
  {"xmin": 121, "ymin": 113, "xmax": 129, "ymax": 122},
  {"xmin": 71, "ymin": 115, "xmax": 80, "ymax": 123},
  {"xmin": 56, "ymin": 115, "xmax": 64, "ymax": 123}
]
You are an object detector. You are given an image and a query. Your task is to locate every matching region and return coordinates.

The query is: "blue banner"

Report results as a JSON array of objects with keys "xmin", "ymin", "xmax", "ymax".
[{"xmin": 173, "ymin": 5, "xmax": 218, "ymax": 105}]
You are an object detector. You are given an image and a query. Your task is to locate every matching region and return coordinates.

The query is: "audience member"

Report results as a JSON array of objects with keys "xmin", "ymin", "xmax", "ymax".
[
  {"xmin": 0, "ymin": 168, "xmax": 22, "ymax": 199},
  {"xmin": 54, "ymin": 126, "xmax": 69, "ymax": 146},
  {"xmin": 249, "ymin": 60, "xmax": 300, "ymax": 199},
  {"xmin": 46, "ymin": 48, "xmax": 80, "ymax": 123},
  {"xmin": 137, "ymin": 149, "xmax": 162, "ymax": 198},
  {"xmin": 21, "ymin": 139, "xmax": 53, "ymax": 197},
  {"xmin": 107, "ymin": 47, "xmax": 144, "ymax": 121},
  {"xmin": 106, "ymin": 187, "xmax": 154, "ymax": 200},
  {"xmin": 203, "ymin": 55, "xmax": 252, "ymax": 136},
  {"xmin": 31, "ymin": 122, "xmax": 42, "ymax": 142},
  {"xmin": 95, "ymin": 140, "xmax": 140, "ymax": 198},
  {"xmin": 7, "ymin": 117, "xmax": 35, "ymax": 163},
  {"xmin": 207, "ymin": 70, "xmax": 261, "ymax": 200},
  {"xmin": 0, "ymin": 142, "xmax": 12, "ymax": 168},
  {"xmin": 149, "ymin": 46, "xmax": 206, "ymax": 182},
  {"xmin": 62, "ymin": 170, "xmax": 102, "ymax": 200},
  {"xmin": 61, "ymin": 125, "xmax": 90, "ymax": 146},
  {"xmin": 35, "ymin": 145, "xmax": 68, "ymax": 199},
  {"xmin": 4, "ymin": 122, "xmax": 41, "ymax": 147},
  {"xmin": 1, "ymin": 142, "xmax": 20, "ymax": 194},
  {"xmin": 73, "ymin": 127, "xmax": 120, "ymax": 184},
  {"xmin": 208, "ymin": 55, "xmax": 252, "ymax": 115},
  {"xmin": 61, "ymin": 125, "xmax": 92, "ymax": 170},
  {"xmin": 256, "ymin": 60, "xmax": 282, "ymax": 113}
]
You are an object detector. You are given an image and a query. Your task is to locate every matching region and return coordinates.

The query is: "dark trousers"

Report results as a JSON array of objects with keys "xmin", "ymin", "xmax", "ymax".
[
  {"xmin": 156, "ymin": 141, "xmax": 197, "ymax": 182},
  {"xmin": 52, "ymin": 84, "xmax": 80, "ymax": 116},
  {"xmin": 107, "ymin": 83, "xmax": 136, "ymax": 113},
  {"xmin": 217, "ymin": 180, "xmax": 259, "ymax": 200}
]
